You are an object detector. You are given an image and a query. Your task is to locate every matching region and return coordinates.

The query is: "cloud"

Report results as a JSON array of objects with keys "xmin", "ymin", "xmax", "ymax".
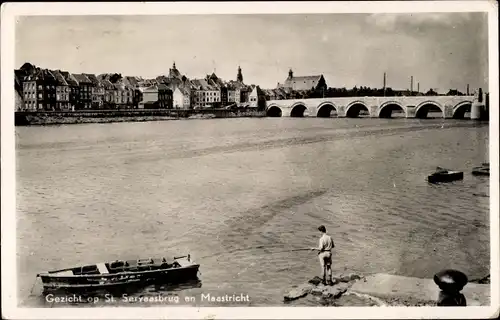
[
  {"xmin": 15, "ymin": 14, "xmax": 488, "ymax": 91},
  {"xmin": 365, "ymin": 12, "xmax": 473, "ymax": 32}
]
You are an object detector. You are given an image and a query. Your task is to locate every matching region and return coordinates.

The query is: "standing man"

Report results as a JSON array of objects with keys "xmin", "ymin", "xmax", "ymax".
[{"xmin": 311, "ymin": 225, "xmax": 335, "ymax": 285}]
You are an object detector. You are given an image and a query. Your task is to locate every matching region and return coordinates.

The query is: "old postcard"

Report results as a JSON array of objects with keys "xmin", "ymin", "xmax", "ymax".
[{"xmin": 1, "ymin": 1, "xmax": 499, "ymax": 319}]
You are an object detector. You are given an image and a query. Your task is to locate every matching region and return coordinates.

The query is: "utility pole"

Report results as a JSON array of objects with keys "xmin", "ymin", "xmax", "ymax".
[{"xmin": 383, "ymin": 72, "xmax": 386, "ymax": 97}]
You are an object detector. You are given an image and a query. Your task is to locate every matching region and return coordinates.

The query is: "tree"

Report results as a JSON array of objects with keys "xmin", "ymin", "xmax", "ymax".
[
  {"xmin": 425, "ymin": 89, "xmax": 437, "ymax": 96},
  {"xmin": 110, "ymin": 73, "xmax": 122, "ymax": 84},
  {"xmin": 446, "ymin": 89, "xmax": 464, "ymax": 96}
]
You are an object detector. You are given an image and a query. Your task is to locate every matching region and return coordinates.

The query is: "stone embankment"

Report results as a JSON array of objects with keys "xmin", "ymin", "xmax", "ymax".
[
  {"xmin": 14, "ymin": 109, "xmax": 266, "ymax": 126},
  {"xmin": 284, "ymin": 273, "xmax": 490, "ymax": 307}
]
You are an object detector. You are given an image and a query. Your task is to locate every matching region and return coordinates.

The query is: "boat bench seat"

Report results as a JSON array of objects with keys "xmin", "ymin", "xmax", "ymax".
[
  {"xmin": 96, "ymin": 263, "xmax": 109, "ymax": 274},
  {"xmin": 108, "ymin": 259, "xmax": 167, "ymax": 272},
  {"xmin": 137, "ymin": 258, "xmax": 154, "ymax": 265},
  {"xmin": 109, "ymin": 261, "xmax": 125, "ymax": 269}
]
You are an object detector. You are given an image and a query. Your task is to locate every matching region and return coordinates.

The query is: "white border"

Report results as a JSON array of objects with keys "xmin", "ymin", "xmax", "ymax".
[{"xmin": 2, "ymin": 1, "xmax": 499, "ymax": 319}]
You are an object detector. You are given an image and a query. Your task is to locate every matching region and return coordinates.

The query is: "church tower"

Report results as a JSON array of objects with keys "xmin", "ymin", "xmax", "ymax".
[
  {"xmin": 169, "ymin": 61, "xmax": 182, "ymax": 80},
  {"xmin": 288, "ymin": 68, "xmax": 294, "ymax": 79},
  {"xmin": 237, "ymin": 66, "xmax": 243, "ymax": 83}
]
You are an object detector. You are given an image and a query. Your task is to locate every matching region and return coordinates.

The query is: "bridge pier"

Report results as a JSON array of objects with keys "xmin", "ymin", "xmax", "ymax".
[
  {"xmin": 471, "ymin": 90, "xmax": 487, "ymax": 120},
  {"xmin": 471, "ymin": 103, "xmax": 486, "ymax": 120},
  {"xmin": 337, "ymin": 106, "xmax": 346, "ymax": 117},
  {"xmin": 444, "ymin": 105, "xmax": 454, "ymax": 119},
  {"xmin": 405, "ymin": 106, "xmax": 416, "ymax": 118}
]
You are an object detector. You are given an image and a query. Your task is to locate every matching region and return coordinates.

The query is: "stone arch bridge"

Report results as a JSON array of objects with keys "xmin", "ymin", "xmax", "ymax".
[{"xmin": 265, "ymin": 96, "xmax": 479, "ymax": 119}]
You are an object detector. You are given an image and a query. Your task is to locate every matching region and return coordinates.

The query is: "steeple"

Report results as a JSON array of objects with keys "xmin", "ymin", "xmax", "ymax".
[
  {"xmin": 288, "ymin": 68, "xmax": 293, "ymax": 79},
  {"xmin": 237, "ymin": 66, "xmax": 243, "ymax": 83},
  {"xmin": 169, "ymin": 61, "xmax": 182, "ymax": 80}
]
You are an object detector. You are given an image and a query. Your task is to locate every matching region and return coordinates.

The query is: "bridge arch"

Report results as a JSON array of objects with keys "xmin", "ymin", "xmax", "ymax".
[
  {"xmin": 266, "ymin": 105, "xmax": 282, "ymax": 117},
  {"xmin": 345, "ymin": 101, "xmax": 370, "ymax": 118},
  {"xmin": 316, "ymin": 102, "xmax": 338, "ymax": 118},
  {"xmin": 415, "ymin": 101, "xmax": 444, "ymax": 119},
  {"xmin": 378, "ymin": 101, "xmax": 406, "ymax": 118},
  {"xmin": 290, "ymin": 102, "xmax": 308, "ymax": 117},
  {"xmin": 452, "ymin": 101, "xmax": 472, "ymax": 119}
]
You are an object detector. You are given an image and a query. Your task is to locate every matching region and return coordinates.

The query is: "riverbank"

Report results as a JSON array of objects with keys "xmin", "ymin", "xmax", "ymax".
[
  {"xmin": 284, "ymin": 273, "xmax": 490, "ymax": 307},
  {"xmin": 14, "ymin": 109, "xmax": 266, "ymax": 126}
]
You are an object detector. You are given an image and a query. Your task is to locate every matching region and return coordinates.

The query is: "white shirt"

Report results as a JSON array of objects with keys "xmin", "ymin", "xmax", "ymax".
[{"xmin": 319, "ymin": 234, "xmax": 334, "ymax": 252}]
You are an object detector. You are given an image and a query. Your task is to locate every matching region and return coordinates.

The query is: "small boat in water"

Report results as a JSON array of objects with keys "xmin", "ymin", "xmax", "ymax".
[
  {"xmin": 37, "ymin": 255, "xmax": 199, "ymax": 294},
  {"xmin": 472, "ymin": 163, "xmax": 490, "ymax": 176},
  {"xmin": 427, "ymin": 167, "xmax": 464, "ymax": 184}
]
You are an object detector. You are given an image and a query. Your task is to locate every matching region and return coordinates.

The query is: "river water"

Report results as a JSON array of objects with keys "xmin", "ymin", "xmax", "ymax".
[{"xmin": 15, "ymin": 117, "xmax": 490, "ymax": 307}]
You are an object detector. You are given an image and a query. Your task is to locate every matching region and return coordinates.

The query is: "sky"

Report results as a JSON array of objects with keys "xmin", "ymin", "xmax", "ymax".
[{"xmin": 15, "ymin": 13, "xmax": 489, "ymax": 93}]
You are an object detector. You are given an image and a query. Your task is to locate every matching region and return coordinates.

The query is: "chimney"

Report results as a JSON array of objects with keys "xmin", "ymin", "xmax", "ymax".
[
  {"xmin": 467, "ymin": 84, "xmax": 470, "ymax": 95},
  {"xmin": 383, "ymin": 72, "xmax": 386, "ymax": 96},
  {"xmin": 410, "ymin": 76, "xmax": 413, "ymax": 92},
  {"xmin": 417, "ymin": 82, "xmax": 420, "ymax": 93}
]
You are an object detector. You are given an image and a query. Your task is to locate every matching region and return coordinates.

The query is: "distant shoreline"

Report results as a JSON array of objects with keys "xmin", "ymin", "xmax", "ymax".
[{"xmin": 14, "ymin": 109, "xmax": 267, "ymax": 126}]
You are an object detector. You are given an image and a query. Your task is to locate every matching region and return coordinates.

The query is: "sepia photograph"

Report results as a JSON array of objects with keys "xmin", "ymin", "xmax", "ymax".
[{"xmin": 1, "ymin": 1, "xmax": 499, "ymax": 319}]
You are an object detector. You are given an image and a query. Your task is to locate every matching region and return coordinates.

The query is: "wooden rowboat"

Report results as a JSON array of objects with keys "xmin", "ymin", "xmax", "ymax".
[
  {"xmin": 37, "ymin": 255, "xmax": 200, "ymax": 294},
  {"xmin": 472, "ymin": 163, "xmax": 490, "ymax": 176},
  {"xmin": 472, "ymin": 167, "xmax": 489, "ymax": 176},
  {"xmin": 427, "ymin": 167, "xmax": 464, "ymax": 184}
]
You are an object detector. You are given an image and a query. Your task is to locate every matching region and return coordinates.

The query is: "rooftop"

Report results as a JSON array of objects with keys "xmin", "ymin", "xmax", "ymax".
[
  {"xmin": 124, "ymin": 76, "xmax": 140, "ymax": 87},
  {"xmin": 50, "ymin": 70, "xmax": 69, "ymax": 86},
  {"xmin": 83, "ymin": 73, "xmax": 103, "ymax": 86},
  {"xmin": 157, "ymin": 83, "xmax": 172, "ymax": 92},
  {"xmin": 101, "ymin": 79, "xmax": 115, "ymax": 89},
  {"xmin": 60, "ymin": 71, "xmax": 79, "ymax": 86},
  {"xmin": 72, "ymin": 73, "xmax": 93, "ymax": 84},
  {"xmin": 289, "ymin": 75, "xmax": 323, "ymax": 81},
  {"xmin": 191, "ymin": 78, "xmax": 219, "ymax": 91},
  {"xmin": 143, "ymin": 85, "xmax": 159, "ymax": 93}
]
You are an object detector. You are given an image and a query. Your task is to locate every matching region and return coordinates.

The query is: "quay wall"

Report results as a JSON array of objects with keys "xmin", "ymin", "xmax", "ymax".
[{"xmin": 14, "ymin": 109, "xmax": 266, "ymax": 126}]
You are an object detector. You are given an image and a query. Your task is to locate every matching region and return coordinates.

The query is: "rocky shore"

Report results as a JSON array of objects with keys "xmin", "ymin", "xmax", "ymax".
[
  {"xmin": 284, "ymin": 273, "xmax": 490, "ymax": 307},
  {"xmin": 284, "ymin": 273, "xmax": 386, "ymax": 306}
]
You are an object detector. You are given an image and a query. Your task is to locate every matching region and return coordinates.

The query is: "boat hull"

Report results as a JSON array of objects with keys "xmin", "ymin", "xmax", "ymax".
[
  {"xmin": 38, "ymin": 257, "xmax": 200, "ymax": 294},
  {"xmin": 427, "ymin": 171, "xmax": 464, "ymax": 184},
  {"xmin": 472, "ymin": 167, "xmax": 490, "ymax": 176}
]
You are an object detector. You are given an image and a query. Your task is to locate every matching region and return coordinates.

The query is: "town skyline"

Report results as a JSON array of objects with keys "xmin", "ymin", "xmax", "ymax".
[{"xmin": 16, "ymin": 13, "xmax": 488, "ymax": 93}]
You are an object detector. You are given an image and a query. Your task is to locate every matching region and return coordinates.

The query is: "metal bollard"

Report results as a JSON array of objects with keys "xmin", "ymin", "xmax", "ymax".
[{"xmin": 434, "ymin": 269, "xmax": 468, "ymax": 306}]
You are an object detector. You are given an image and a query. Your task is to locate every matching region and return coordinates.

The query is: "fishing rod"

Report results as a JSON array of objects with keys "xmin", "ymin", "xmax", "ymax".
[
  {"xmin": 196, "ymin": 245, "xmax": 278, "ymax": 260},
  {"xmin": 197, "ymin": 246, "xmax": 314, "ymax": 260},
  {"xmin": 268, "ymin": 248, "xmax": 314, "ymax": 254}
]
